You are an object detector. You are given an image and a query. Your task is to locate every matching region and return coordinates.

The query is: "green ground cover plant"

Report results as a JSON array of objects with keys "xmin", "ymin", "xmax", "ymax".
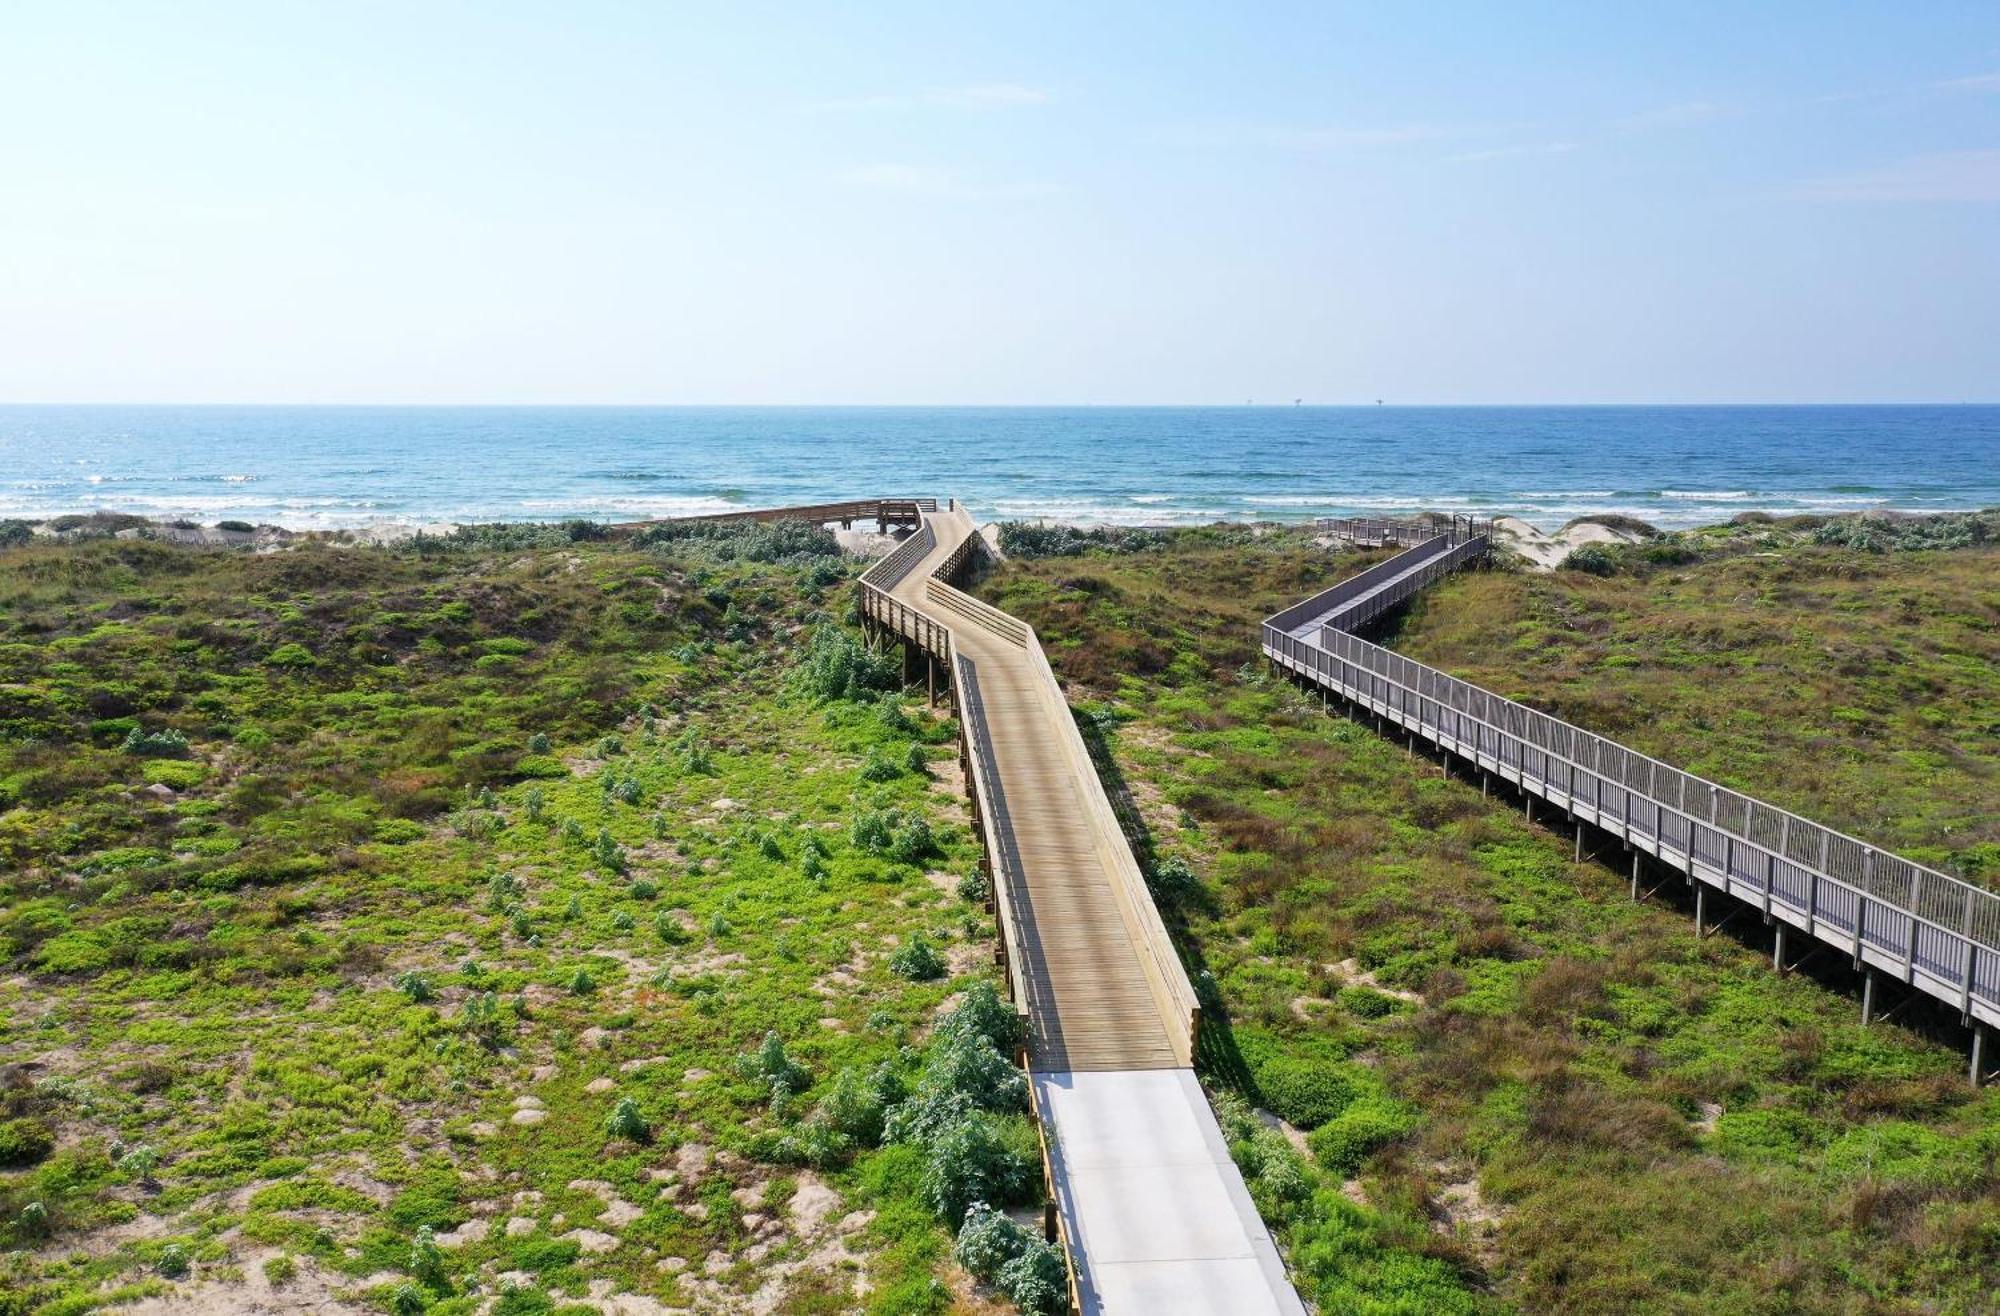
[
  {"xmin": 979, "ymin": 517, "xmax": 2000, "ymax": 1314},
  {"xmin": 1401, "ymin": 515, "xmax": 2000, "ymax": 885},
  {"xmin": 0, "ymin": 528, "xmax": 1037, "ymax": 1314}
]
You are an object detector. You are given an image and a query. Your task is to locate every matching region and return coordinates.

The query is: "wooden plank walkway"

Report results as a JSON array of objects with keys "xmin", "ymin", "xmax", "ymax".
[
  {"xmin": 1266, "ymin": 527, "xmax": 2000, "ymax": 1083},
  {"xmin": 854, "ymin": 501, "xmax": 1303, "ymax": 1313},
  {"xmin": 879, "ymin": 506, "xmax": 1188, "ymax": 1072}
]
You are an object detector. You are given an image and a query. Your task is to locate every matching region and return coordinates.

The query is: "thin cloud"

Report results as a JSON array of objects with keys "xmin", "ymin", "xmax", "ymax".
[
  {"xmin": 1616, "ymin": 100, "xmax": 1728, "ymax": 130},
  {"xmin": 1171, "ymin": 121, "xmax": 1474, "ymax": 151},
  {"xmin": 1450, "ymin": 140, "xmax": 1579, "ymax": 163},
  {"xmin": 934, "ymin": 83, "xmax": 1053, "ymax": 108},
  {"xmin": 1791, "ymin": 149, "xmax": 2000, "ymax": 203},
  {"xmin": 1937, "ymin": 71, "xmax": 2000, "ymax": 93},
  {"xmin": 809, "ymin": 83, "xmax": 1055, "ymax": 113},
  {"xmin": 835, "ymin": 163, "xmax": 1056, "ymax": 200}
]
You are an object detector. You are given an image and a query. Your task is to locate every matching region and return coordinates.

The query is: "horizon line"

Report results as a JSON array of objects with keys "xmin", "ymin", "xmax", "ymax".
[{"xmin": 3, "ymin": 400, "xmax": 1998, "ymax": 410}]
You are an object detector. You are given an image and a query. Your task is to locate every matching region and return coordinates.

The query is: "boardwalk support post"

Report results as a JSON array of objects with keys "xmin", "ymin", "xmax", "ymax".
[
  {"xmin": 1774, "ymin": 924, "xmax": 1787, "ymax": 974},
  {"xmin": 1862, "ymin": 970, "xmax": 1875, "ymax": 1025},
  {"xmin": 1695, "ymin": 885, "xmax": 1706, "ymax": 935},
  {"xmin": 1630, "ymin": 851, "xmax": 1640, "ymax": 900},
  {"xmin": 1974, "ymin": 1026, "xmax": 1988, "ymax": 1089}
]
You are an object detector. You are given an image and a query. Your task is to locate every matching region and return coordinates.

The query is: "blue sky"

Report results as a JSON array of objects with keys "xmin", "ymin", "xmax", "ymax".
[{"xmin": 2, "ymin": 2, "xmax": 1996, "ymax": 403}]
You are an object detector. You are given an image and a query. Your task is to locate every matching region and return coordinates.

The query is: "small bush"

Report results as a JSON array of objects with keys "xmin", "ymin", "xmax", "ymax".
[
  {"xmin": 919, "ymin": 1029, "xmax": 1028, "ymax": 1113},
  {"xmin": 921, "ymin": 1113, "xmax": 1038, "ymax": 1228},
  {"xmin": 890, "ymin": 934, "xmax": 947, "ymax": 981},
  {"xmin": 0, "ymin": 1118, "xmax": 56, "ymax": 1167},
  {"xmin": 1560, "ymin": 545, "xmax": 1617, "ymax": 576},
  {"xmin": 954, "ymin": 1200, "xmax": 1032, "ymax": 1281},
  {"xmin": 604, "ymin": 1097, "xmax": 651, "ymax": 1143},
  {"xmin": 409, "ymin": 1225, "xmax": 447, "ymax": 1287},
  {"xmin": 121, "ymin": 726, "xmax": 190, "ymax": 758},
  {"xmin": 1338, "ymin": 986, "xmax": 1400, "ymax": 1018},
  {"xmin": 264, "ymin": 642, "xmax": 319, "ymax": 668},
  {"xmin": 935, "ymin": 980, "xmax": 1027, "ymax": 1052},
  {"xmin": 1145, "ymin": 854, "xmax": 1200, "ymax": 911},
  {"xmin": 888, "ymin": 817, "xmax": 936, "ymax": 866},
  {"xmin": 860, "ymin": 748, "xmax": 902, "ymax": 782},
  {"xmin": 997, "ymin": 1239, "xmax": 1069, "ymax": 1315},
  {"xmin": 737, "ymin": 1031, "xmax": 810, "ymax": 1101},
  {"xmin": 1307, "ymin": 1099, "xmax": 1416, "ymax": 1175},
  {"xmin": 1255, "ymin": 1058, "xmax": 1356, "ymax": 1130},
  {"xmin": 851, "ymin": 809, "xmax": 894, "ymax": 853},
  {"xmin": 790, "ymin": 625, "xmax": 901, "ymax": 703}
]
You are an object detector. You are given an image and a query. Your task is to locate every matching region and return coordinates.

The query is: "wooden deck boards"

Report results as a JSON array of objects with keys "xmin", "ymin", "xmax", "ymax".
[{"xmin": 896, "ymin": 510, "xmax": 1181, "ymax": 1073}]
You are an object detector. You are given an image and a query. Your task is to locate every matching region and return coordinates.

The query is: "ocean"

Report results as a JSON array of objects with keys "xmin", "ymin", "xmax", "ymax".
[{"xmin": 1, "ymin": 404, "xmax": 1995, "ymax": 532}]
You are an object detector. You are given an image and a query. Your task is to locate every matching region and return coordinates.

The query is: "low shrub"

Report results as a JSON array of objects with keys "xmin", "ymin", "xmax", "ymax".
[
  {"xmin": 955, "ymin": 1203, "xmax": 1067, "ymax": 1315},
  {"xmin": 604, "ymin": 1097, "xmax": 651, "ymax": 1143},
  {"xmin": 1559, "ymin": 545, "xmax": 1617, "ymax": 576},
  {"xmin": 737, "ymin": 1031, "xmax": 810, "ymax": 1101},
  {"xmin": 888, "ymin": 817, "xmax": 937, "ymax": 865},
  {"xmin": 1306, "ymin": 1098, "xmax": 1416, "ymax": 1175},
  {"xmin": 121, "ymin": 726, "xmax": 190, "ymax": 758},
  {"xmin": 0, "ymin": 1118, "xmax": 56, "ymax": 1167},
  {"xmin": 935, "ymin": 980, "xmax": 1027, "ymax": 1052},
  {"xmin": 921, "ymin": 1112, "xmax": 1038, "ymax": 1228},
  {"xmin": 890, "ymin": 934, "xmax": 947, "ymax": 982},
  {"xmin": 791, "ymin": 625, "xmax": 899, "ymax": 703},
  {"xmin": 918, "ymin": 1029, "xmax": 1027, "ymax": 1114},
  {"xmin": 1255, "ymin": 1057, "xmax": 1356, "ymax": 1130}
]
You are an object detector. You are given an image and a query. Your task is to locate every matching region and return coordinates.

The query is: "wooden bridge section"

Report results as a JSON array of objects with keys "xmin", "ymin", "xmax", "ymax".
[
  {"xmin": 1265, "ymin": 526, "xmax": 2000, "ymax": 1082},
  {"xmin": 859, "ymin": 503, "xmax": 1303, "ymax": 1314},
  {"xmin": 632, "ymin": 496, "xmax": 935, "ymax": 532},
  {"xmin": 862, "ymin": 505, "xmax": 1198, "ymax": 1072}
]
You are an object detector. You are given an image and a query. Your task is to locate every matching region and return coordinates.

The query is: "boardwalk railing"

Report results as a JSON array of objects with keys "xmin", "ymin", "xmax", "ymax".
[
  {"xmin": 636, "ymin": 496, "xmax": 936, "ymax": 529},
  {"xmin": 1263, "ymin": 538, "xmax": 2000, "ymax": 1040},
  {"xmin": 1317, "ymin": 512, "xmax": 1493, "ymax": 548}
]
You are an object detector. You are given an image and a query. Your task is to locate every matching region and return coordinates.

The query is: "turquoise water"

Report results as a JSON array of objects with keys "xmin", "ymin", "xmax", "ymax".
[{"xmin": 0, "ymin": 404, "xmax": 1994, "ymax": 531}]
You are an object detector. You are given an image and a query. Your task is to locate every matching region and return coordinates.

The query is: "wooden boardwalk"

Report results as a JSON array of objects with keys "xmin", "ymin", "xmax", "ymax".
[
  {"xmin": 858, "ymin": 502, "xmax": 1303, "ymax": 1314},
  {"xmin": 1266, "ymin": 524, "xmax": 2000, "ymax": 1084},
  {"xmin": 869, "ymin": 505, "xmax": 1194, "ymax": 1072}
]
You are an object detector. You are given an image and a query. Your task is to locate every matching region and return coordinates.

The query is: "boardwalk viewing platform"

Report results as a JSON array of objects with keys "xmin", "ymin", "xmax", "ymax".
[{"xmin": 1265, "ymin": 522, "xmax": 2000, "ymax": 1083}]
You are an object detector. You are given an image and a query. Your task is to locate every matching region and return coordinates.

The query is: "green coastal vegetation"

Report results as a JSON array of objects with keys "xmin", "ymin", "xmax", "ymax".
[
  {"xmin": 0, "ymin": 521, "xmax": 1049, "ymax": 1314},
  {"xmin": 1, "ymin": 506, "xmax": 1995, "ymax": 1314},
  {"xmin": 979, "ymin": 510, "xmax": 1999, "ymax": 1313}
]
